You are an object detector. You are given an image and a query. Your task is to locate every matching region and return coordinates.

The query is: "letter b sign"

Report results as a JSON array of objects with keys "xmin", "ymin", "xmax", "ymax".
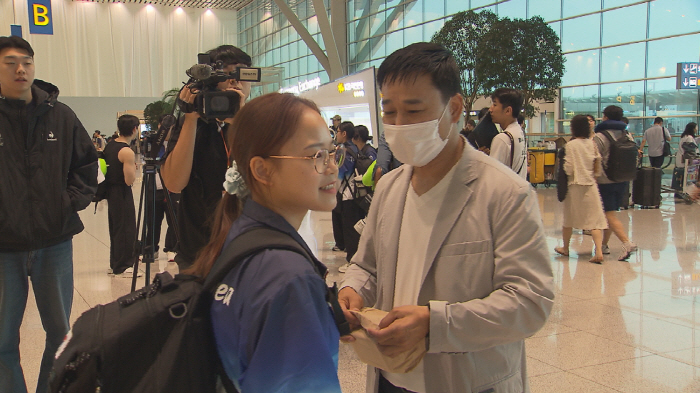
[{"xmin": 28, "ymin": 0, "xmax": 54, "ymax": 35}]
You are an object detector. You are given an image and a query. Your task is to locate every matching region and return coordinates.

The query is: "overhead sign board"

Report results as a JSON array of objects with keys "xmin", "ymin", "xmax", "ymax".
[
  {"xmin": 677, "ymin": 62, "xmax": 699, "ymax": 90},
  {"xmin": 28, "ymin": 0, "xmax": 53, "ymax": 35}
]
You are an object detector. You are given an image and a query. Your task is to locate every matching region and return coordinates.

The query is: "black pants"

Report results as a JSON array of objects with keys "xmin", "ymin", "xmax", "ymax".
[
  {"xmin": 378, "ymin": 374, "xmax": 416, "ymax": 393},
  {"xmin": 107, "ymin": 184, "xmax": 137, "ymax": 273},
  {"xmin": 144, "ymin": 189, "xmax": 179, "ymax": 254},
  {"xmin": 332, "ymin": 193, "xmax": 345, "ymax": 250},
  {"xmin": 649, "ymin": 155, "xmax": 664, "ymax": 168},
  {"xmin": 340, "ymin": 199, "xmax": 365, "ymax": 262}
]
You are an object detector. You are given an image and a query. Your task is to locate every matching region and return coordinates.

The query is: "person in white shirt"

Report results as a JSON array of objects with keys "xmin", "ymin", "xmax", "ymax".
[
  {"xmin": 489, "ymin": 88, "xmax": 527, "ymax": 179},
  {"xmin": 640, "ymin": 117, "xmax": 671, "ymax": 168},
  {"xmin": 338, "ymin": 42, "xmax": 553, "ymax": 393}
]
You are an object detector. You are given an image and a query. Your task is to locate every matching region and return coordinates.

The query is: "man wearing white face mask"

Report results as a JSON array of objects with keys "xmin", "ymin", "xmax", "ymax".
[
  {"xmin": 338, "ymin": 42, "xmax": 553, "ymax": 393},
  {"xmin": 489, "ymin": 88, "xmax": 528, "ymax": 179}
]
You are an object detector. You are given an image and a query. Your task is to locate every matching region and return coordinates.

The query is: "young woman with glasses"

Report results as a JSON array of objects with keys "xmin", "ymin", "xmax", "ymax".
[{"xmin": 187, "ymin": 93, "xmax": 345, "ymax": 392}]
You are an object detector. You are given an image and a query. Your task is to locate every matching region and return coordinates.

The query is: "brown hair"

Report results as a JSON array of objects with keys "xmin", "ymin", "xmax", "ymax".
[{"xmin": 187, "ymin": 93, "xmax": 321, "ymax": 278}]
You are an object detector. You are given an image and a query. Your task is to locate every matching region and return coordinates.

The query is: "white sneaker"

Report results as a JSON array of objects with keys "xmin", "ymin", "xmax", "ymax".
[
  {"xmin": 167, "ymin": 252, "xmax": 176, "ymax": 262},
  {"xmin": 338, "ymin": 263, "xmax": 351, "ymax": 273},
  {"xmin": 114, "ymin": 267, "xmax": 143, "ymax": 278},
  {"xmin": 107, "ymin": 268, "xmax": 114, "ymax": 275},
  {"xmin": 601, "ymin": 245, "xmax": 610, "ymax": 255}
]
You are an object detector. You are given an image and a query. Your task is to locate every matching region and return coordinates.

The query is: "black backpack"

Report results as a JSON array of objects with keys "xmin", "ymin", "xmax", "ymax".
[
  {"xmin": 49, "ymin": 227, "xmax": 349, "ymax": 393},
  {"xmin": 346, "ymin": 144, "xmax": 374, "ymax": 176},
  {"xmin": 600, "ymin": 130, "xmax": 638, "ymax": 182}
]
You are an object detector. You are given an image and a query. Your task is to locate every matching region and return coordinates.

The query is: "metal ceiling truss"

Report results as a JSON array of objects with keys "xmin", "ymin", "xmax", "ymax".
[{"xmin": 72, "ymin": 0, "xmax": 255, "ymax": 11}]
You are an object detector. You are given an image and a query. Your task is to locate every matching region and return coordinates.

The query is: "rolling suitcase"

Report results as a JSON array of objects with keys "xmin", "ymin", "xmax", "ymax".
[{"xmin": 632, "ymin": 167, "xmax": 662, "ymax": 208}]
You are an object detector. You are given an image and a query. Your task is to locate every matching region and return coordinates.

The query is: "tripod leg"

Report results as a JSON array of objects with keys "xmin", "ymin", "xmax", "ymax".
[
  {"xmin": 159, "ymin": 169, "xmax": 181, "ymax": 245},
  {"xmin": 131, "ymin": 174, "xmax": 147, "ymax": 292}
]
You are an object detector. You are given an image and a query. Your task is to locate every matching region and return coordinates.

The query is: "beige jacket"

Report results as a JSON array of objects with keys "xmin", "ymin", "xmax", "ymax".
[{"xmin": 341, "ymin": 143, "xmax": 554, "ymax": 393}]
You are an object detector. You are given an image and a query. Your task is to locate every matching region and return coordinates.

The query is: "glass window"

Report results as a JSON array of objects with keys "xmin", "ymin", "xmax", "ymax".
[
  {"xmin": 404, "ymin": 0, "xmax": 425, "ymax": 27},
  {"xmin": 386, "ymin": 5, "xmax": 405, "ymax": 32},
  {"xmin": 353, "ymin": 41, "xmax": 371, "ymax": 64},
  {"xmin": 424, "ymin": 19, "xmax": 445, "ymax": 41},
  {"xmin": 562, "ymin": 49, "xmax": 600, "ymax": 86},
  {"xmin": 561, "ymin": 14, "xmax": 600, "ymax": 52},
  {"xmin": 370, "ymin": 10, "xmax": 387, "ymax": 37},
  {"xmin": 649, "ymin": 0, "xmax": 700, "ymax": 39},
  {"xmin": 353, "ymin": 17, "xmax": 370, "ymax": 42},
  {"xmin": 471, "ymin": 0, "xmax": 498, "ymax": 9},
  {"xmin": 601, "ymin": 3, "xmax": 646, "ymax": 46},
  {"xmin": 289, "ymin": 59, "xmax": 298, "ymax": 77},
  {"xmin": 646, "ymin": 77, "xmax": 700, "ymax": 119},
  {"xmin": 299, "ymin": 55, "xmax": 308, "ymax": 74},
  {"xmin": 647, "ymin": 33, "xmax": 700, "ymax": 78},
  {"xmin": 446, "ymin": 0, "xmax": 468, "ymax": 15},
  {"xmin": 600, "ymin": 81, "xmax": 645, "ymax": 117},
  {"xmin": 560, "ymin": 85, "xmax": 600, "ymax": 120},
  {"xmin": 528, "ymin": 0, "xmax": 561, "ymax": 21},
  {"xmin": 548, "ymin": 21, "xmax": 561, "ymax": 39},
  {"xmin": 370, "ymin": 36, "xmax": 386, "ymax": 60},
  {"xmin": 403, "ymin": 25, "xmax": 423, "ymax": 46},
  {"xmin": 385, "ymin": 30, "xmax": 404, "ymax": 56},
  {"xmin": 562, "ymin": 1, "xmax": 601, "ymax": 18},
  {"xmin": 498, "ymin": 0, "xmax": 527, "ymax": 19},
  {"xmin": 600, "ymin": 42, "xmax": 645, "ymax": 82},
  {"xmin": 424, "ymin": 0, "xmax": 445, "ymax": 22}
]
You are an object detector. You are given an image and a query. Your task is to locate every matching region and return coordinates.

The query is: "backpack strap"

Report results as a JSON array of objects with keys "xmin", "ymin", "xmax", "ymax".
[
  {"xmin": 203, "ymin": 226, "xmax": 351, "ymax": 337},
  {"xmin": 504, "ymin": 131, "xmax": 525, "ymax": 174},
  {"xmin": 204, "ymin": 226, "xmax": 318, "ymax": 290}
]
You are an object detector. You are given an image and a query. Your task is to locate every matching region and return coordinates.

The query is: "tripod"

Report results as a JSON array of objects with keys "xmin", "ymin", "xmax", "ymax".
[{"xmin": 130, "ymin": 158, "xmax": 181, "ymax": 292}]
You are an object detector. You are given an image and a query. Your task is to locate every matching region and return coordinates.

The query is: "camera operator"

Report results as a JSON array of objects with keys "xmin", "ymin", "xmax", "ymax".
[{"xmin": 160, "ymin": 45, "xmax": 252, "ymax": 271}]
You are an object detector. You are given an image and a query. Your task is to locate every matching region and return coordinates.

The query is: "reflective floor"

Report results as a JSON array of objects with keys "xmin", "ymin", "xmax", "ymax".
[{"xmin": 17, "ymin": 176, "xmax": 700, "ymax": 392}]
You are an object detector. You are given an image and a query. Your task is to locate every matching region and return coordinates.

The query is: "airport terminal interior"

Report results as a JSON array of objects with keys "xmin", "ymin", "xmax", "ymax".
[
  {"xmin": 17, "ymin": 177, "xmax": 700, "ymax": 393},
  {"xmin": 4, "ymin": 0, "xmax": 700, "ymax": 392}
]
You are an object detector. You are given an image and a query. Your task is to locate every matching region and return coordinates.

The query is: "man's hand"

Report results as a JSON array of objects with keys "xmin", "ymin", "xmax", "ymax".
[
  {"xmin": 178, "ymin": 85, "xmax": 200, "ymax": 118},
  {"xmin": 366, "ymin": 305, "xmax": 430, "ymax": 357},
  {"xmin": 338, "ymin": 286, "xmax": 364, "ymax": 343},
  {"xmin": 223, "ymin": 89, "xmax": 247, "ymax": 125}
]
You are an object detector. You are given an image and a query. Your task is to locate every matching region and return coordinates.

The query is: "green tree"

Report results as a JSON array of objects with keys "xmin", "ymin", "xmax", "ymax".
[
  {"xmin": 431, "ymin": 10, "xmax": 499, "ymax": 119},
  {"xmin": 478, "ymin": 16, "xmax": 564, "ymax": 118},
  {"xmin": 143, "ymin": 88, "xmax": 180, "ymax": 131}
]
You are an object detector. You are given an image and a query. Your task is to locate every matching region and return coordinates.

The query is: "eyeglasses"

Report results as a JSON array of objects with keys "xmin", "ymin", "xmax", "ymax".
[{"xmin": 268, "ymin": 145, "xmax": 346, "ymax": 174}]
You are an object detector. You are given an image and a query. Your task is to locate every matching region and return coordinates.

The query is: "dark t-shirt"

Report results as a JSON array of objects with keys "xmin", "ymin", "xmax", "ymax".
[{"xmin": 162, "ymin": 118, "xmax": 230, "ymax": 266}]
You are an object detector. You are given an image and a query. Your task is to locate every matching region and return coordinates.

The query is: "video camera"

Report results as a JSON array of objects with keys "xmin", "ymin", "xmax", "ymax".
[{"xmin": 180, "ymin": 53, "xmax": 262, "ymax": 120}]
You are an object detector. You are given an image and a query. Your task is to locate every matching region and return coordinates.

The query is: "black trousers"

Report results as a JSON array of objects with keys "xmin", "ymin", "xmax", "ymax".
[
  {"xmin": 378, "ymin": 374, "xmax": 416, "ymax": 393},
  {"xmin": 144, "ymin": 189, "xmax": 179, "ymax": 253},
  {"xmin": 340, "ymin": 199, "xmax": 365, "ymax": 262},
  {"xmin": 332, "ymin": 193, "xmax": 345, "ymax": 250},
  {"xmin": 649, "ymin": 155, "xmax": 664, "ymax": 168},
  {"xmin": 107, "ymin": 184, "xmax": 137, "ymax": 273}
]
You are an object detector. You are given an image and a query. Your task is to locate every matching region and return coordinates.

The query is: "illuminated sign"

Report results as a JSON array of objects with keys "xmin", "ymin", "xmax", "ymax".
[
  {"xmin": 677, "ymin": 62, "xmax": 700, "ymax": 90},
  {"xmin": 28, "ymin": 0, "xmax": 53, "ymax": 35},
  {"xmin": 279, "ymin": 77, "xmax": 321, "ymax": 95},
  {"xmin": 338, "ymin": 81, "xmax": 365, "ymax": 98}
]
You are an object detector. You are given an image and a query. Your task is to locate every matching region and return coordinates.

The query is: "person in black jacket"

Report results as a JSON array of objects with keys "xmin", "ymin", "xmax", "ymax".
[
  {"xmin": 161, "ymin": 45, "xmax": 252, "ymax": 271},
  {"xmin": 0, "ymin": 36, "xmax": 97, "ymax": 393}
]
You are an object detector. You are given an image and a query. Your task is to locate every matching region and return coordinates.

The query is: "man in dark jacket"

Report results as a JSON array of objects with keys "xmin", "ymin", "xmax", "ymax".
[
  {"xmin": 161, "ymin": 45, "xmax": 252, "ymax": 271},
  {"xmin": 0, "ymin": 36, "xmax": 97, "ymax": 393}
]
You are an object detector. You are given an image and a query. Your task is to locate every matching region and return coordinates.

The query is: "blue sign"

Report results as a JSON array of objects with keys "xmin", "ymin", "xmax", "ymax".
[
  {"xmin": 677, "ymin": 62, "xmax": 700, "ymax": 90},
  {"xmin": 28, "ymin": 0, "xmax": 53, "ymax": 35},
  {"xmin": 10, "ymin": 25, "xmax": 22, "ymax": 38}
]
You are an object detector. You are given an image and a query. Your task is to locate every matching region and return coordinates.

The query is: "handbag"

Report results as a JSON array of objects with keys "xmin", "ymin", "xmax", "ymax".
[
  {"xmin": 556, "ymin": 146, "xmax": 568, "ymax": 202},
  {"xmin": 662, "ymin": 127, "xmax": 672, "ymax": 157}
]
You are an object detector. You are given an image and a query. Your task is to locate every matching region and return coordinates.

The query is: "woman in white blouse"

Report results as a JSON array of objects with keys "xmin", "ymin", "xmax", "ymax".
[
  {"xmin": 676, "ymin": 122, "xmax": 698, "ymax": 168},
  {"xmin": 555, "ymin": 115, "xmax": 608, "ymax": 263}
]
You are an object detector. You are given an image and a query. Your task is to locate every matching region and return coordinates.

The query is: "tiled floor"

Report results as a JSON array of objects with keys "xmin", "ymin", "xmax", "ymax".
[{"xmin": 16, "ymin": 175, "xmax": 700, "ymax": 392}]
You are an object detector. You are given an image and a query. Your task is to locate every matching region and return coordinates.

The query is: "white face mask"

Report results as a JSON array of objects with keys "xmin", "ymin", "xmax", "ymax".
[{"xmin": 383, "ymin": 105, "xmax": 452, "ymax": 167}]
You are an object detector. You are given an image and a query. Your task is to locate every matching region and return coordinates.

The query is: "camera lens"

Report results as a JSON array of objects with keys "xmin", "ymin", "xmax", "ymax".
[{"xmin": 210, "ymin": 96, "xmax": 230, "ymax": 112}]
